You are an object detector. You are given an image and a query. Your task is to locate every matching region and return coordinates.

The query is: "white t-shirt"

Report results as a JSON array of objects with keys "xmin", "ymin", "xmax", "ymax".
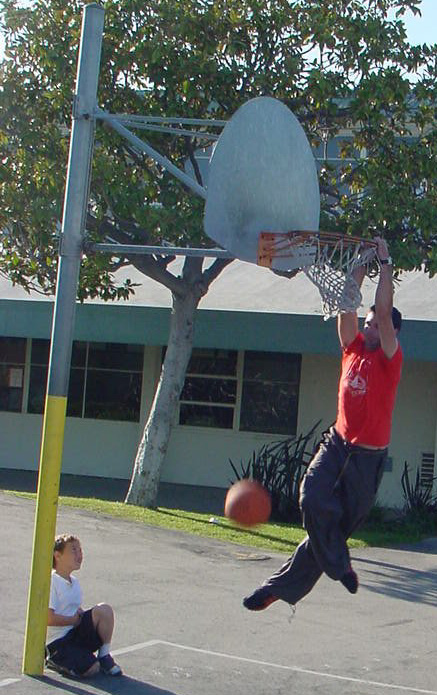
[{"xmin": 46, "ymin": 570, "xmax": 83, "ymax": 644}]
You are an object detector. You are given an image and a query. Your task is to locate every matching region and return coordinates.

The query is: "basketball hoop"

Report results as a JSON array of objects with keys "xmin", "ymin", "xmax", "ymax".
[{"xmin": 258, "ymin": 231, "xmax": 377, "ymax": 319}]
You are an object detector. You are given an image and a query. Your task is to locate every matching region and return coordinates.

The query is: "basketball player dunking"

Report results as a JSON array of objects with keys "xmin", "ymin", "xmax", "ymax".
[{"xmin": 243, "ymin": 237, "xmax": 403, "ymax": 611}]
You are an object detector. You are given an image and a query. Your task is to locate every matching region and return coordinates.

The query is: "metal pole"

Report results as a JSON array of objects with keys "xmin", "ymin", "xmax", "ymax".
[
  {"xmin": 97, "ymin": 112, "xmax": 227, "ymax": 126},
  {"xmin": 87, "ymin": 242, "xmax": 233, "ymax": 258},
  {"xmin": 22, "ymin": 3, "xmax": 104, "ymax": 675},
  {"xmin": 102, "ymin": 114, "xmax": 207, "ymax": 199}
]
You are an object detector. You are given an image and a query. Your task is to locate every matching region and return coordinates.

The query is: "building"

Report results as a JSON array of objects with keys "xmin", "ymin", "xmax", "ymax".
[{"xmin": 1, "ymin": 260, "xmax": 436, "ymax": 509}]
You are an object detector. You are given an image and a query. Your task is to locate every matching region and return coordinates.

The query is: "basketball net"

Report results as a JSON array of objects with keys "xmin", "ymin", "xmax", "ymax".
[{"xmin": 258, "ymin": 231, "xmax": 377, "ymax": 320}]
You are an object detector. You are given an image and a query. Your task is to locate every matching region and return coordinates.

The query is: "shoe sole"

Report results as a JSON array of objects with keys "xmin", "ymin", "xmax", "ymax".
[{"xmin": 243, "ymin": 594, "xmax": 278, "ymax": 611}]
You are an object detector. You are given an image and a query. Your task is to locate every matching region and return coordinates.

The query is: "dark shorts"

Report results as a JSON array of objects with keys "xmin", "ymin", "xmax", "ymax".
[{"xmin": 46, "ymin": 608, "xmax": 102, "ymax": 676}]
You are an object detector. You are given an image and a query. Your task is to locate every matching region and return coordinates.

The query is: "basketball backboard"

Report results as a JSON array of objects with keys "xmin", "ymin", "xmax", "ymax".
[{"xmin": 204, "ymin": 97, "xmax": 320, "ymax": 271}]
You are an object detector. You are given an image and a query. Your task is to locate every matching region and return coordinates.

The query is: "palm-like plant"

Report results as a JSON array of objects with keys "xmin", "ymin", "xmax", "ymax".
[{"xmin": 229, "ymin": 421, "xmax": 321, "ymax": 522}]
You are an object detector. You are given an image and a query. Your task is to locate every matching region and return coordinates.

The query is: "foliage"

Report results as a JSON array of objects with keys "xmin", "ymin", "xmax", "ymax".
[
  {"xmin": 0, "ymin": 0, "xmax": 437, "ymax": 296},
  {"xmin": 1, "ymin": 1, "xmax": 437, "ymax": 508},
  {"xmin": 401, "ymin": 461, "xmax": 437, "ymax": 524},
  {"xmin": 229, "ymin": 421, "xmax": 321, "ymax": 522},
  {"xmin": 362, "ymin": 502, "xmax": 391, "ymax": 527}
]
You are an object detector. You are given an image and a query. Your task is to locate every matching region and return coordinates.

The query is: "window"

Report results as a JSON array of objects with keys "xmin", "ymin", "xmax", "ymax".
[
  {"xmin": 27, "ymin": 339, "xmax": 48, "ymax": 414},
  {"xmin": 67, "ymin": 342, "xmax": 87, "ymax": 417},
  {"xmin": 27, "ymin": 339, "xmax": 143, "ymax": 422},
  {"xmin": 178, "ymin": 348, "xmax": 301, "ymax": 435},
  {"xmin": 28, "ymin": 340, "xmax": 87, "ymax": 417},
  {"xmin": 0, "ymin": 338, "xmax": 26, "ymax": 412},
  {"xmin": 420, "ymin": 453, "xmax": 435, "ymax": 491},
  {"xmin": 179, "ymin": 348, "xmax": 237, "ymax": 429},
  {"xmin": 240, "ymin": 351, "xmax": 301, "ymax": 435},
  {"xmin": 2, "ymin": 336, "xmax": 302, "ymax": 435},
  {"xmin": 85, "ymin": 343, "xmax": 143, "ymax": 421}
]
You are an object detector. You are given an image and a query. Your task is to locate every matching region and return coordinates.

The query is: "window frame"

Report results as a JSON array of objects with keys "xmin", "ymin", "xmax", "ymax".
[
  {"xmin": 178, "ymin": 348, "xmax": 238, "ymax": 430},
  {"xmin": 0, "ymin": 337, "xmax": 302, "ymax": 435},
  {"xmin": 0, "ymin": 337, "xmax": 144, "ymax": 423},
  {"xmin": 0, "ymin": 337, "xmax": 27, "ymax": 414},
  {"xmin": 176, "ymin": 347, "xmax": 302, "ymax": 436}
]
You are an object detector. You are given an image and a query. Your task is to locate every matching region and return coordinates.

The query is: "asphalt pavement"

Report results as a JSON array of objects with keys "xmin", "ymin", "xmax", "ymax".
[{"xmin": 1, "ymin": 491, "xmax": 437, "ymax": 695}]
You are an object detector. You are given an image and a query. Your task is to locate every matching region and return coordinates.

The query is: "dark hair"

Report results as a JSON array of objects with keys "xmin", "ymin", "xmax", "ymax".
[
  {"xmin": 53, "ymin": 533, "xmax": 80, "ymax": 568},
  {"xmin": 369, "ymin": 305, "xmax": 402, "ymax": 332}
]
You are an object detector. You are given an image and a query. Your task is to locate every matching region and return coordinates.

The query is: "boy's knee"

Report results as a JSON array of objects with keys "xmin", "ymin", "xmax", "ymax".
[{"xmin": 92, "ymin": 603, "xmax": 114, "ymax": 621}]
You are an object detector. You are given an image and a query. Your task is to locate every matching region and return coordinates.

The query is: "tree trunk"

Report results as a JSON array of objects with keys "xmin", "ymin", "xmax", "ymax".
[{"xmin": 125, "ymin": 287, "xmax": 201, "ymax": 507}]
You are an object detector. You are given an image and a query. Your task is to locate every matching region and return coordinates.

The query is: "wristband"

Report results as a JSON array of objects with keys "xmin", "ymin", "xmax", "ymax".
[{"xmin": 379, "ymin": 257, "xmax": 392, "ymax": 265}]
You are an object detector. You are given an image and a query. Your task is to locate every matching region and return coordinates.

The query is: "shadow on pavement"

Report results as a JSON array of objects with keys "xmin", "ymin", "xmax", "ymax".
[
  {"xmin": 0, "ymin": 468, "xmax": 226, "ymax": 515},
  {"xmin": 355, "ymin": 555, "xmax": 437, "ymax": 605},
  {"xmin": 32, "ymin": 674, "xmax": 181, "ymax": 695},
  {"xmin": 158, "ymin": 509, "xmax": 298, "ymax": 552}
]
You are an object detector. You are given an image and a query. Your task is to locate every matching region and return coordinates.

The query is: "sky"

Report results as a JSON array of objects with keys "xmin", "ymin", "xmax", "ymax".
[
  {"xmin": 0, "ymin": 0, "xmax": 436, "ymax": 58},
  {"xmin": 398, "ymin": 0, "xmax": 437, "ymax": 45}
]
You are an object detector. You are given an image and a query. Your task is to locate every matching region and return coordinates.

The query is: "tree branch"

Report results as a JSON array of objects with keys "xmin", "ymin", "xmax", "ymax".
[
  {"xmin": 201, "ymin": 257, "xmax": 234, "ymax": 287},
  {"xmin": 85, "ymin": 214, "xmax": 184, "ymax": 294},
  {"xmin": 185, "ymin": 139, "xmax": 204, "ymax": 186}
]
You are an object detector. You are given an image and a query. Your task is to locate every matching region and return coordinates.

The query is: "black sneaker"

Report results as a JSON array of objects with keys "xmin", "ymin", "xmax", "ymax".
[
  {"xmin": 99, "ymin": 654, "xmax": 122, "ymax": 676},
  {"xmin": 340, "ymin": 566, "xmax": 359, "ymax": 594},
  {"xmin": 243, "ymin": 586, "xmax": 278, "ymax": 611}
]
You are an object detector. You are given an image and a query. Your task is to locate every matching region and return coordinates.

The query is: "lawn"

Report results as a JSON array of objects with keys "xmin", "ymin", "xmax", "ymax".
[{"xmin": 3, "ymin": 490, "xmax": 431, "ymax": 554}]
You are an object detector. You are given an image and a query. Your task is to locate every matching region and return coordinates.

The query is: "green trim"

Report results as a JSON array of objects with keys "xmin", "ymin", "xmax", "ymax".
[
  {"xmin": 0, "ymin": 300, "xmax": 53, "ymax": 338},
  {"xmin": 1, "ymin": 298, "xmax": 436, "ymax": 361}
]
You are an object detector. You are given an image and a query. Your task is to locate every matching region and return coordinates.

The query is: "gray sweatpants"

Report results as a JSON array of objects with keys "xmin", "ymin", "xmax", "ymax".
[{"xmin": 263, "ymin": 427, "xmax": 386, "ymax": 605}]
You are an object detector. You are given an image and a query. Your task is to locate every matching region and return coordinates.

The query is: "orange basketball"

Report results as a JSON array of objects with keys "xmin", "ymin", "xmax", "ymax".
[{"xmin": 224, "ymin": 479, "xmax": 271, "ymax": 527}]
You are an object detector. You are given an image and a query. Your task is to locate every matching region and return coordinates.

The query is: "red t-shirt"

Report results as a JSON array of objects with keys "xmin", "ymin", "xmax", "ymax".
[{"xmin": 335, "ymin": 332, "xmax": 402, "ymax": 448}]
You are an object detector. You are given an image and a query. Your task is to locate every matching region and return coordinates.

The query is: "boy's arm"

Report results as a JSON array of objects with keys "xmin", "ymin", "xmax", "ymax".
[
  {"xmin": 47, "ymin": 607, "xmax": 83, "ymax": 627},
  {"xmin": 337, "ymin": 264, "xmax": 366, "ymax": 348},
  {"xmin": 374, "ymin": 237, "xmax": 398, "ymax": 359}
]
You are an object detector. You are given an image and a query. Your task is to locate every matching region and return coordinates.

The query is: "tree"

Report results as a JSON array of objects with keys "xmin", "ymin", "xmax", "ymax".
[{"xmin": 0, "ymin": 0, "xmax": 436, "ymax": 506}]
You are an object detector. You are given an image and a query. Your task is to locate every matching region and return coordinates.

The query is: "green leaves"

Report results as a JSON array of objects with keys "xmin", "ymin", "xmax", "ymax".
[{"xmin": 0, "ymin": 0, "xmax": 436, "ymax": 296}]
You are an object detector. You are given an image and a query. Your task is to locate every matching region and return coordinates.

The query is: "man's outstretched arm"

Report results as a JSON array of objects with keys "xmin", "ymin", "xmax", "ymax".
[
  {"xmin": 374, "ymin": 237, "xmax": 398, "ymax": 359},
  {"xmin": 337, "ymin": 264, "xmax": 366, "ymax": 349}
]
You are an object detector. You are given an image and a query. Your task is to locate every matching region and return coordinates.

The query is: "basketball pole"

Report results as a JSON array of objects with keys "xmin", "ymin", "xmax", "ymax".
[{"xmin": 22, "ymin": 3, "xmax": 104, "ymax": 675}]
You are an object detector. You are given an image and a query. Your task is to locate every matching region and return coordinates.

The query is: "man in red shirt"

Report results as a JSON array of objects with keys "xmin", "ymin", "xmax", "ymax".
[{"xmin": 244, "ymin": 237, "xmax": 402, "ymax": 610}]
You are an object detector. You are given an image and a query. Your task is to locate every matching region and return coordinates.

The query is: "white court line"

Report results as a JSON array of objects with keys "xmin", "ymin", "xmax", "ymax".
[
  {"xmin": 0, "ymin": 680, "xmax": 21, "ymax": 688},
  {"xmin": 114, "ymin": 638, "xmax": 437, "ymax": 695},
  {"xmin": 112, "ymin": 639, "xmax": 162, "ymax": 656}
]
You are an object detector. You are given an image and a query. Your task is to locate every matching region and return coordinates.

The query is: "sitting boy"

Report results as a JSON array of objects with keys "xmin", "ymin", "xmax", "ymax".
[{"xmin": 45, "ymin": 533, "xmax": 122, "ymax": 678}]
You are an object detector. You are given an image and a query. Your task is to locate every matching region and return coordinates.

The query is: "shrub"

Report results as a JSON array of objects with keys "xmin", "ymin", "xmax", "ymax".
[
  {"xmin": 401, "ymin": 461, "xmax": 437, "ymax": 513},
  {"xmin": 229, "ymin": 421, "xmax": 321, "ymax": 522},
  {"xmin": 400, "ymin": 461, "xmax": 437, "ymax": 532}
]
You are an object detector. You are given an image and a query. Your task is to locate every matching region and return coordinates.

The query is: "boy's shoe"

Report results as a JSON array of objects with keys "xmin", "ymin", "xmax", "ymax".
[
  {"xmin": 340, "ymin": 566, "xmax": 359, "ymax": 594},
  {"xmin": 45, "ymin": 657, "xmax": 78, "ymax": 678},
  {"xmin": 243, "ymin": 586, "xmax": 278, "ymax": 611},
  {"xmin": 99, "ymin": 654, "xmax": 123, "ymax": 676}
]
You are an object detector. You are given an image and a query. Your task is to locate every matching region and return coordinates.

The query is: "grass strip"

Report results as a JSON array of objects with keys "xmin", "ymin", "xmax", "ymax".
[{"xmin": 2, "ymin": 490, "xmax": 427, "ymax": 554}]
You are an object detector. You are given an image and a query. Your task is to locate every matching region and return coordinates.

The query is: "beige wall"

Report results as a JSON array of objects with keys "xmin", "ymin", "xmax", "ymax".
[
  {"xmin": 296, "ymin": 354, "xmax": 437, "ymax": 508},
  {"xmin": 161, "ymin": 352, "xmax": 437, "ymax": 509},
  {"xmin": 381, "ymin": 360, "xmax": 437, "ymax": 507},
  {"xmin": 295, "ymin": 354, "xmax": 437, "ymax": 508},
  {"xmin": 1, "ymin": 346, "xmax": 436, "ymax": 509},
  {"xmin": 160, "ymin": 353, "xmax": 340, "ymax": 489},
  {"xmin": 0, "ymin": 413, "xmax": 43, "ymax": 471},
  {"xmin": 0, "ymin": 412, "xmax": 140, "ymax": 478},
  {"xmin": 297, "ymin": 353, "xmax": 339, "ymax": 436}
]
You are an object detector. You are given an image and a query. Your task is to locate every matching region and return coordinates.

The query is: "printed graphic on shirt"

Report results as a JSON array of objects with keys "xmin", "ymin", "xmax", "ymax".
[{"xmin": 344, "ymin": 358, "xmax": 371, "ymax": 397}]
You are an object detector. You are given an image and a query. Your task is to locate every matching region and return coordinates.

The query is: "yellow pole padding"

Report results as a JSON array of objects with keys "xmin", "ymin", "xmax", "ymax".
[{"xmin": 22, "ymin": 395, "xmax": 67, "ymax": 675}]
